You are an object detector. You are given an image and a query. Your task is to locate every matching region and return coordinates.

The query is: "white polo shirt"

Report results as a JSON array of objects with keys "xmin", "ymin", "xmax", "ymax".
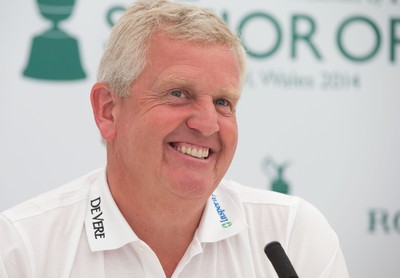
[{"xmin": 0, "ymin": 168, "xmax": 349, "ymax": 277}]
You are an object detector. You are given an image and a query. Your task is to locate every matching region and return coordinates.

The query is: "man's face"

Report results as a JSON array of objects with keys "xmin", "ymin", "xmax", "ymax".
[{"xmin": 110, "ymin": 32, "xmax": 241, "ymax": 201}]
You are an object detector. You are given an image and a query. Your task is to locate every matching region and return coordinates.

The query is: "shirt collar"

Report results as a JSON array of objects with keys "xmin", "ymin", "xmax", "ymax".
[
  {"xmin": 196, "ymin": 180, "xmax": 248, "ymax": 243},
  {"xmin": 85, "ymin": 170, "xmax": 138, "ymax": 252},
  {"xmin": 85, "ymin": 173, "xmax": 248, "ymax": 251}
]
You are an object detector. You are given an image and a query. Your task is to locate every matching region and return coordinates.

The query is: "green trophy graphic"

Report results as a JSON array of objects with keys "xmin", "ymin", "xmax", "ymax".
[
  {"xmin": 262, "ymin": 157, "xmax": 291, "ymax": 194},
  {"xmin": 23, "ymin": 0, "xmax": 86, "ymax": 80}
]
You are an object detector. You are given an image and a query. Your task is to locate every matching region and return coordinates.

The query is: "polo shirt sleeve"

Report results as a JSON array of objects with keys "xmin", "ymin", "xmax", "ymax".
[
  {"xmin": 287, "ymin": 200, "xmax": 349, "ymax": 278},
  {"xmin": 0, "ymin": 214, "xmax": 32, "ymax": 278}
]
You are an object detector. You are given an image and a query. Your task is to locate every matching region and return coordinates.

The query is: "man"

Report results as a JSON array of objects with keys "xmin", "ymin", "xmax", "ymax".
[{"xmin": 0, "ymin": 0, "xmax": 349, "ymax": 277}]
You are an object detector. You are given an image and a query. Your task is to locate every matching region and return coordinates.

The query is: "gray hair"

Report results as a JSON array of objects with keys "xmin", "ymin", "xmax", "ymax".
[{"xmin": 97, "ymin": 0, "xmax": 247, "ymax": 97}]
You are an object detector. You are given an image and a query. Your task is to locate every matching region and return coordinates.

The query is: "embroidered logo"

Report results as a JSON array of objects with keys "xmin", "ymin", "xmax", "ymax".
[
  {"xmin": 211, "ymin": 194, "xmax": 232, "ymax": 228},
  {"xmin": 90, "ymin": 197, "xmax": 106, "ymax": 239}
]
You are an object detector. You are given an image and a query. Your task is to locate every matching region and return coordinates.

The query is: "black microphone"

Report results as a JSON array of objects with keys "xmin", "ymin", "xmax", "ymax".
[{"xmin": 264, "ymin": 241, "xmax": 299, "ymax": 278}]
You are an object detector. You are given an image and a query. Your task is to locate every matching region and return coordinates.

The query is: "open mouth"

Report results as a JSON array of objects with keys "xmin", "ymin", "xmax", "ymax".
[{"xmin": 170, "ymin": 142, "xmax": 211, "ymax": 159}]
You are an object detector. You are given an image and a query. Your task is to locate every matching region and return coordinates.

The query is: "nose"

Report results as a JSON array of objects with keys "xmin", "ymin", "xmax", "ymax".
[{"xmin": 186, "ymin": 99, "xmax": 220, "ymax": 136}]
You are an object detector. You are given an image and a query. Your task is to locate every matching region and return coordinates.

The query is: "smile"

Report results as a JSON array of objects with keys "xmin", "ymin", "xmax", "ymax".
[{"xmin": 172, "ymin": 143, "xmax": 210, "ymax": 159}]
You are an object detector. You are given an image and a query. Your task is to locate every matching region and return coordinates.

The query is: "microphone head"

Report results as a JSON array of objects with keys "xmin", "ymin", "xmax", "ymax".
[{"xmin": 264, "ymin": 241, "xmax": 299, "ymax": 278}]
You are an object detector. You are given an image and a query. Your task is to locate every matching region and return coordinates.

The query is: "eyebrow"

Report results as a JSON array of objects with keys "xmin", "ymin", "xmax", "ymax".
[
  {"xmin": 162, "ymin": 74, "xmax": 196, "ymax": 87},
  {"xmin": 159, "ymin": 74, "xmax": 241, "ymax": 100},
  {"xmin": 219, "ymin": 88, "xmax": 241, "ymax": 103}
]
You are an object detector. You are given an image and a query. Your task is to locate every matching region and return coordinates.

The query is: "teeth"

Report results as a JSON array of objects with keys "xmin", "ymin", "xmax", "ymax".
[{"xmin": 176, "ymin": 145, "xmax": 209, "ymax": 159}]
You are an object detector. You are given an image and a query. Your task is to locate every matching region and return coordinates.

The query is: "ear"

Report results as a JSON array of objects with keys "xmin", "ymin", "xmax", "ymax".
[{"xmin": 90, "ymin": 82, "xmax": 117, "ymax": 141}]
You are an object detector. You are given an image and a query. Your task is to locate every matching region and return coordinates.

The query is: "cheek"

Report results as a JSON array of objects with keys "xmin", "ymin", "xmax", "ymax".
[
  {"xmin": 220, "ymin": 118, "xmax": 238, "ymax": 154},
  {"xmin": 123, "ymin": 109, "xmax": 181, "ymax": 151},
  {"xmin": 114, "ymin": 111, "xmax": 149, "ymax": 154}
]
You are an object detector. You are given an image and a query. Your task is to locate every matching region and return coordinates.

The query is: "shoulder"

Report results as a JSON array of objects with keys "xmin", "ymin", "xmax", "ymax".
[
  {"xmin": 218, "ymin": 179, "xmax": 336, "ymax": 243},
  {"xmin": 2, "ymin": 168, "xmax": 104, "ymax": 223},
  {"xmin": 218, "ymin": 179, "xmax": 347, "ymax": 277},
  {"xmin": 219, "ymin": 179, "xmax": 303, "ymax": 208},
  {"xmin": 0, "ymin": 169, "xmax": 105, "ymax": 276},
  {"xmin": 0, "ymin": 169, "xmax": 105, "ymax": 248}
]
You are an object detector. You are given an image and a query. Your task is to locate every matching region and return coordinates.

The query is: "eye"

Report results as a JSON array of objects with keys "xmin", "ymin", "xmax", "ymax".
[
  {"xmin": 170, "ymin": 90, "xmax": 184, "ymax": 98},
  {"xmin": 214, "ymin": 98, "xmax": 230, "ymax": 107}
]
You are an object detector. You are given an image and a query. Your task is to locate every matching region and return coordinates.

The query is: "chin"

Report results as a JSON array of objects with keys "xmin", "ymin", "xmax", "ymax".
[{"xmin": 169, "ymin": 176, "xmax": 217, "ymax": 200}]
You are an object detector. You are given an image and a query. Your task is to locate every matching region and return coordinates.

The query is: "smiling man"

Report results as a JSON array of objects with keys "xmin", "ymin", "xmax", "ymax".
[
  {"xmin": 92, "ymin": 30, "xmax": 243, "ymax": 276},
  {"xmin": 0, "ymin": 0, "xmax": 349, "ymax": 277}
]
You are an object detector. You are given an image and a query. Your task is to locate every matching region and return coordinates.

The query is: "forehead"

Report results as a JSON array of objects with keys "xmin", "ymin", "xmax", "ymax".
[{"xmin": 142, "ymin": 32, "xmax": 242, "ymax": 93}]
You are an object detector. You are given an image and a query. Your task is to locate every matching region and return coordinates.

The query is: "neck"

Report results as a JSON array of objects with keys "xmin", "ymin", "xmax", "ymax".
[{"xmin": 107, "ymin": 168, "xmax": 208, "ymax": 278}]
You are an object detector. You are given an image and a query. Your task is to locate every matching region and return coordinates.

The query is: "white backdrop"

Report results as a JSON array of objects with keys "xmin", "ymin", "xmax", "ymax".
[{"xmin": 1, "ymin": 0, "xmax": 399, "ymax": 277}]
